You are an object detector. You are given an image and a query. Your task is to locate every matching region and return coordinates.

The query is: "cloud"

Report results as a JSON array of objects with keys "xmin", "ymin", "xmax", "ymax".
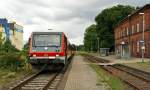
[{"xmin": 0, "ymin": 0, "xmax": 149, "ymax": 45}]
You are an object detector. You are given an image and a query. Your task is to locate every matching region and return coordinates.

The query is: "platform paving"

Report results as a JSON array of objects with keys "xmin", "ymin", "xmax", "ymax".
[{"xmin": 64, "ymin": 56, "xmax": 110, "ymax": 90}]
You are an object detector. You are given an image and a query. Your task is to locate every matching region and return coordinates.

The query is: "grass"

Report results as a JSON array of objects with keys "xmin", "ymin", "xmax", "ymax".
[
  {"xmin": 124, "ymin": 61, "xmax": 150, "ymax": 73},
  {"xmin": 89, "ymin": 63, "xmax": 125, "ymax": 90},
  {"xmin": 136, "ymin": 61, "xmax": 150, "ymax": 68},
  {"xmin": 0, "ymin": 65, "xmax": 32, "ymax": 87},
  {"xmin": 137, "ymin": 61, "xmax": 150, "ymax": 65},
  {"xmin": 75, "ymin": 51, "xmax": 88, "ymax": 55},
  {"xmin": 0, "ymin": 50, "xmax": 34, "ymax": 88}
]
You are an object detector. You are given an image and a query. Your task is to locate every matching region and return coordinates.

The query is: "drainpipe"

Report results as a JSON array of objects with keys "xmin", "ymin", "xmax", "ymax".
[{"xmin": 128, "ymin": 14, "xmax": 131, "ymax": 59}]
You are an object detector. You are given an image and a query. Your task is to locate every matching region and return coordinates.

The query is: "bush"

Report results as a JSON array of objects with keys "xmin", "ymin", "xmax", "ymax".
[
  {"xmin": 0, "ymin": 53, "xmax": 25, "ymax": 71},
  {"xmin": 0, "ymin": 39, "xmax": 19, "ymax": 53},
  {"xmin": 0, "ymin": 39, "xmax": 29, "ymax": 72},
  {"xmin": 0, "ymin": 51, "xmax": 7, "ymax": 56}
]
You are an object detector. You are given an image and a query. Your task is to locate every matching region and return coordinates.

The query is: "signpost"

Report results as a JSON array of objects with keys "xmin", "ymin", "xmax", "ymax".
[{"xmin": 141, "ymin": 46, "xmax": 145, "ymax": 63}]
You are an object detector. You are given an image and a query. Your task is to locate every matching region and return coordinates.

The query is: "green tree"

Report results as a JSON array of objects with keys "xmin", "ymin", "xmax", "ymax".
[
  {"xmin": 84, "ymin": 24, "xmax": 98, "ymax": 52},
  {"xmin": 2, "ymin": 39, "xmax": 19, "ymax": 53},
  {"xmin": 23, "ymin": 42, "xmax": 29, "ymax": 50},
  {"xmin": 95, "ymin": 5, "xmax": 135, "ymax": 50},
  {"xmin": 0, "ymin": 32, "xmax": 5, "ymax": 46},
  {"xmin": 0, "ymin": 32, "xmax": 2, "ymax": 48},
  {"xmin": 77, "ymin": 45, "xmax": 84, "ymax": 51},
  {"xmin": 0, "ymin": 32, "xmax": 5, "ymax": 53},
  {"xmin": 71, "ymin": 44, "xmax": 76, "ymax": 51}
]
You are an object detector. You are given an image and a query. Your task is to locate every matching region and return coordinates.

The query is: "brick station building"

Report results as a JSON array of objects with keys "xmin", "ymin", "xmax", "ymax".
[{"xmin": 114, "ymin": 4, "xmax": 150, "ymax": 58}]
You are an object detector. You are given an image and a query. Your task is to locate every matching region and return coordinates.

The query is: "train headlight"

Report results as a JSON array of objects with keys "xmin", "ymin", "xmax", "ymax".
[
  {"xmin": 33, "ymin": 54, "xmax": 36, "ymax": 57},
  {"xmin": 56, "ymin": 54, "xmax": 59, "ymax": 57}
]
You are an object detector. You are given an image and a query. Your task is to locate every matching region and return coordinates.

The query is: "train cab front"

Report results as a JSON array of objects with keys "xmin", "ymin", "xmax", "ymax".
[
  {"xmin": 29, "ymin": 52, "xmax": 66, "ymax": 65},
  {"xmin": 28, "ymin": 32, "xmax": 66, "ymax": 65}
]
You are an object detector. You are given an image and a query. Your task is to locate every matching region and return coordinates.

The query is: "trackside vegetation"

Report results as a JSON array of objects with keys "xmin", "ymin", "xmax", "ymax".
[
  {"xmin": 0, "ymin": 32, "xmax": 31, "ymax": 87},
  {"xmin": 89, "ymin": 64, "xmax": 125, "ymax": 90},
  {"xmin": 0, "ymin": 39, "xmax": 27, "ymax": 71}
]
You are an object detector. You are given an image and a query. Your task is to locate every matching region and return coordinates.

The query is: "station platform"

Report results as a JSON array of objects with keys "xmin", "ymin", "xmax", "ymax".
[
  {"xmin": 91, "ymin": 54, "xmax": 150, "ymax": 64},
  {"xmin": 64, "ymin": 56, "xmax": 110, "ymax": 90}
]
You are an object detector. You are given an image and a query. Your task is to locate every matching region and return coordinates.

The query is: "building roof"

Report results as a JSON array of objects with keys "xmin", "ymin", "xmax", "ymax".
[
  {"xmin": 32, "ymin": 32, "xmax": 63, "ymax": 34},
  {"xmin": 115, "ymin": 4, "xmax": 150, "ymax": 30}
]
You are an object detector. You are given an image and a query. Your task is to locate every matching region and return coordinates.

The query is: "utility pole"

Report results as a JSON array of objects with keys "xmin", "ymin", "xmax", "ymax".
[{"xmin": 139, "ymin": 12, "xmax": 145, "ymax": 63}]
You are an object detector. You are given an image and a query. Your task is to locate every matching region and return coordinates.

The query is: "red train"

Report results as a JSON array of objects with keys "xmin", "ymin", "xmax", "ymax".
[{"xmin": 28, "ymin": 32, "xmax": 73, "ymax": 71}]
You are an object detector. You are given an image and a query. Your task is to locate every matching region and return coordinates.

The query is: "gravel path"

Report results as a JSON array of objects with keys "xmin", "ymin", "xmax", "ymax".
[{"xmin": 64, "ymin": 56, "xmax": 110, "ymax": 90}]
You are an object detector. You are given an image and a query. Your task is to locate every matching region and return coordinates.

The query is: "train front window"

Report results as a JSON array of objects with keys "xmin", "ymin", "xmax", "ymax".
[{"xmin": 33, "ymin": 34, "xmax": 61, "ymax": 47}]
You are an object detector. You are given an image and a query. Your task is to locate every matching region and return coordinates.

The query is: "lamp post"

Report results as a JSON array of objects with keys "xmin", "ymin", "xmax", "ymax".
[{"xmin": 139, "ymin": 12, "xmax": 145, "ymax": 63}]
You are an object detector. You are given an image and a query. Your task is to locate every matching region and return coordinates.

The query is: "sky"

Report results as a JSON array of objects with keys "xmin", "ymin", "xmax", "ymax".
[{"xmin": 0, "ymin": 0, "xmax": 149, "ymax": 45}]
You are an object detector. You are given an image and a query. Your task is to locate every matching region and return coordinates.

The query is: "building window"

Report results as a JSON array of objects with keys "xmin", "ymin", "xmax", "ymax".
[
  {"xmin": 127, "ymin": 27, "xmax": 129, "ymax": 36},
  {"xmin": 123, "ymin": 28, "xmax": 125, "ymax": 36},
  {"xmin": 137, "ymin": 41, "xmax": 139, "ymax": 53},
  {"xmin": 137, "ymin": 23, "xmax": 139, "ymax": 32},
  {"xmin": 135, "ymin": 25, "xmax": 137, "ymax": 33},
  {"xmin": 132, "ymin": 25, "xmax": 134, "ymax": 34}
]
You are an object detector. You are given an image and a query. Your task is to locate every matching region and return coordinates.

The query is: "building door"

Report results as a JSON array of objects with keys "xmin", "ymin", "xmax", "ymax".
[{"xmin": 121, "ymin": 44, "xmax": 129, "ymax": 59}]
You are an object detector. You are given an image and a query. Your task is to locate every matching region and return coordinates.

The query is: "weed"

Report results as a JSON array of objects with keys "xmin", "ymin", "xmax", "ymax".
[{"xmin": 89, "ymin": 63, "xmax": 125, "ymax": 90}]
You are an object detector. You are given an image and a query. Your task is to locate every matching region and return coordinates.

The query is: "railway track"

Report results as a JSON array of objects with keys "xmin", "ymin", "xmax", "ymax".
[
  {"xmin": 9, "ymin": 67, "xmax": 62, "ymax": 90},
  {"xmin": 9, "ymin": 55, "xmax": 74, "ymax": 90},
  {"xmin": 113, "ymin": 64, "xmax": 150, "ymax": 82},
  {"xmin": 83, "ymin": 54, "xmax": 110, "ymax": 63},
  {"xmin": 84, "ymin": 54, "xmax": 150, "ymax": 90}
]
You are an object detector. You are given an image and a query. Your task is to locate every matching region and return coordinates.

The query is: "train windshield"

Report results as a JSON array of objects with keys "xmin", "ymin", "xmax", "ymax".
[{"xmin": 33, "ymin": 34, "xmax": 61, "ymax": 47}]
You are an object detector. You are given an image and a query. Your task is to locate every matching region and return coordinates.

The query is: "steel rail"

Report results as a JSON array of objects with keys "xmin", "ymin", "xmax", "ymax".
[{"xmin": 113, "ymin": 64, "xmax": 150, "ymax": 82}]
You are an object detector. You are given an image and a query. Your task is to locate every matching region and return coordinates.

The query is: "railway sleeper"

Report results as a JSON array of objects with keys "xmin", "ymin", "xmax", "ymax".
[
  {"xmin": 27, "ymin": 82, "xmax": 47, "ymax": 85},
  {"xmin": 24, "ymin": 84, "xmax": 45, "ymax": 87},
  {"xmin": 30, "ymin": 80, "xmax": 49, "ymax": 83},
  {"xmin": 21, "ymin": 87, "xmax": 42, "ymax": 90}
]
